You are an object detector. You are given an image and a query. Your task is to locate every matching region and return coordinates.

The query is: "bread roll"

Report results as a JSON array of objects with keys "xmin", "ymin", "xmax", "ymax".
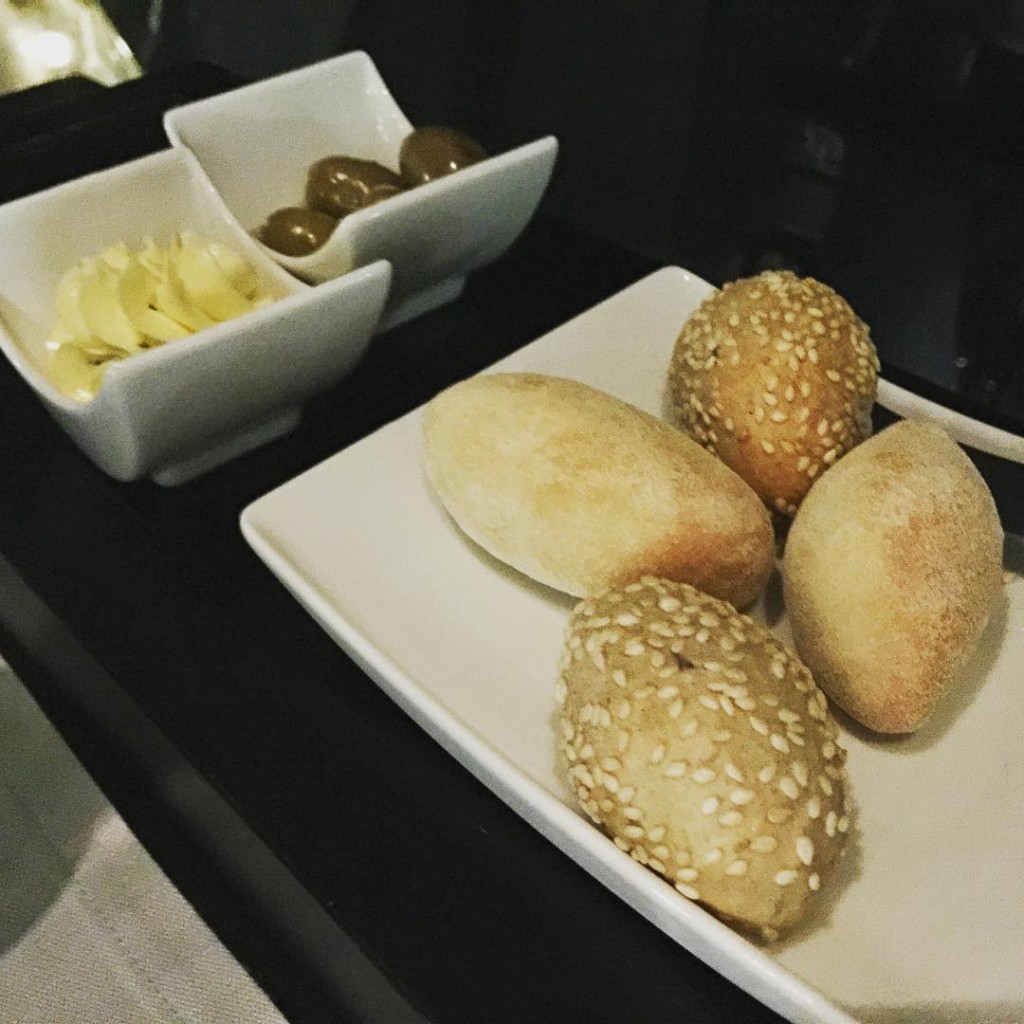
[
  {"xmin": 783, "ymin": 420, "xmax": 1004, "ymax": 734},
  {"xmin": 557, "ymin": 576, "xmax": 850, "ymax": 939},
  {"xmin": 668, "ymin": 270, "xmax": 880, "ymax": 517},
  {"xmin": 423, "ymin": 373, "xmax": 774, "ymax": 607}
]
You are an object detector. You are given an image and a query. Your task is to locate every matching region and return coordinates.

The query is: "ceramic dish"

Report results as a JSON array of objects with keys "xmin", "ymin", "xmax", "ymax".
[
  {"xmin": 0, "ymin": 147, "xmax": 391, "ymax": 484},
  {"xmin": 241, "ymin": 267, "xmax": 1022, "ymax": 1024},
  {"xmin": 163, "ymin": 50, "xmax": 558, "ymax": 331}
]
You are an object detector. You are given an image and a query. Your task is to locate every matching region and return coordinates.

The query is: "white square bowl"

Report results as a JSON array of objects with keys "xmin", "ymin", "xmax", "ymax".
[
  {"xmin": 0, "ymin": 147, "xmax": 392, "ymax": 485},
  {"xmin": 164, "ymin": 50, "xmax": 558, "ymax": 330}
]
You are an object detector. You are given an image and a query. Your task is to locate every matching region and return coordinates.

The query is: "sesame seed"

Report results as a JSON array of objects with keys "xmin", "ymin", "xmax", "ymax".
[
  {"xmin": 692, "ymin": 767, "xmax": 716, "ymax": 784},
  {"xmin": 725, "ymin": 859, "xmax": 749, "ymax": 877},
  {"xmin": 770, "ymin": 733, "xmax": 791, "ymax": 754},
  {"xmin": 658, "ymin": 596, "xmax": 682, "ymax": 613},
  {"xmin": 770, "ymin": 660, "xmax": 786, "ymax": 680},
  {"xmin": 761, "ymin": 440, "xmax": 776, "ymax": 454},
  {"xmin": 724, "ymin": 762, "xmax": 744, "ymax": 783},
  {"xmin": 730, "ymin": 788, "xmax": 756, "ymax": 806},
  {"xmin": 675, "ymin": 882, "xmax": 700, "ymax": 900},
  {"xmin": 758, "ymin": 763, "xmax": 776, "ymax": 784},
  {"xmin": 701, "ymin": 797, "xmax": 720, "ymax": 815},
  {"xmin": 624, "ymin": 640, "xmax": 645, "ymax": 657},
  {"xmin": 619, "ymin": 785, "xmax": 635, "ymax": 803},
  {"xmin": 604, "ymin": 774, "xmax": 620, "ymax": 794},
  {"xmin": 611, "ymin": 668, "xmax": 628, "ymax": 688},
  {"xmin": 624, "ymin": 806, "xmax": 643, "ymax": 821},
  {"xmin": 668, "ymin": 699, "xmax": 684, "ymax": 718},
  {"xmin": 718, "ymin": 810, "xmax": 743, "ymax": 827},
  {"xmin": 703, "ymin": 848, "xmax": 723, "ymax": 864},
  {"xmin": 806, "ymin": 795, "xmax": 821, "ymax": 819},
  {"xmin": 698, "ymin": 695, "xmax": 719, "ymax": 711},
  {"xmin": 819, "ymin": 775, "xmax": 834, "ymax": 796},
  {"xmin": 796, "ymin": 836, "xmax": 815, "ymax": 866},
  {"xmin": 767, "ymin": 807, "xmax": 793, "ymax": 824},
  {"xmin": 791, "ymin": 761, "xmax": 809, "ymax": 788},
  {"xmin": 657, "ymin": 685, "xmax": 680, "ymax": 699},
  {"xmin": 779, "ymin": 776, "xmax": 800, "ymax": 800},
  {"xmin": 663, "ymin": 762, "xmax": 687, "ymax": 778},
  {"xmin": 647, "ymin": 824, "xmax": 667, "ymax": 842},
  {"xmin": 751, "ymin": 835, "xmax": 778, "ymax": 853},
  {"xmin": 676, "ymin": 866, "xmax": 699, "ymax": 882},
  {"xmin": 838, "ymin": 815, "xmax": 850, "ymax": 834},
  {"xmin": 615, "ymin": 613, "xmax": 639, "ymax": 627},
  {"xmin": 808, "ymin": 873, "xmax": 821, "ymax": 891},
  {"xmin": 825, "ymin": 811, "xmax": 838, "ymax": 837},
  {"xmin": 774, "ymin": 870, "xmax": 798, "ymax": 886},
  {"xmin": 749, "ymin": 715, "xmax": 770, "ymax": 736},
  {"xmin": 649, "ymin": 743, "xmax": 666, "ymax": 765}
]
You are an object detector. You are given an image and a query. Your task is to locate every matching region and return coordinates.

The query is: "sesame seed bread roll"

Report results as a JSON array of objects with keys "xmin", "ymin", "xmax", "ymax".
[
  {"xmin": 557, "ymin": 576, "xmax": 850, "ymax": 940},
  {"xmin": 783, "ymin": 420, "xmax": 1004, "ymax": 734},
  {"xmin": 423, "ymin": 373, "xmax": 774, "ymax": 607},
  {"xmin": 668, "ymin": 270, "xmax": 880, "ymax": 517}
]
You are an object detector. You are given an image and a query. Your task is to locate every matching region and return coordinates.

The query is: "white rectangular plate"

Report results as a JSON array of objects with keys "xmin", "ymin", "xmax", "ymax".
[{"xmin": 241, "ymin": 267, "xmax": 1024, "ymax": 1024}]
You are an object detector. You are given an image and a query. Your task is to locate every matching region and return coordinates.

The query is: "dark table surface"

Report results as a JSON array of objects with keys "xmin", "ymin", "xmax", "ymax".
[{"xmin": 0, "ymin": 45, "xmax": 1021, "ymax": 1024}]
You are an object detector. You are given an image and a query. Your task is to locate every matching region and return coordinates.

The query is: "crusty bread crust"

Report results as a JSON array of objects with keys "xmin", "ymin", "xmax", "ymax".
[
  {"xmin": 423, "ymin": 373, "xmax": 774, "ymax": 607},
  {"xmin": 557, "ymin": 577, "xmax": 850, "ymax": 938},
  {"xmin": 783, "ymin": 420, "xmax": 1004, "ymax": 733},
  {"xmin": 669, "ymin": 271, "xmax": 880, "ymax": 517}
]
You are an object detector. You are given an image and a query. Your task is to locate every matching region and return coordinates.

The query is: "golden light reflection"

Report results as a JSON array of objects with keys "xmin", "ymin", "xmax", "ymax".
[{"xmin": 0, "ymin": 0, "xmax": 141, "ymax": 94}]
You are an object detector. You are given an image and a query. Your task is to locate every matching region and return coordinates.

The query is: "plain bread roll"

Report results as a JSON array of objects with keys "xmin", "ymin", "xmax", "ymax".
[
  {"xmin": 783, "ymin": 419, "xmax": 1004, "ymax": 733},
  {"xmin": 423, "ymin": 373, "xmax": 774, "ymax": 607}
]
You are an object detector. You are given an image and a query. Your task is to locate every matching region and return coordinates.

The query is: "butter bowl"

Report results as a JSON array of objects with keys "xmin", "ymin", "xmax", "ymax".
[
  {"xmin": 163, "ymin": 50, "xmax": 558, "ymax": 331},
  {"xmin": 0, "ymin": 147, "xmax": 391, "ymax": 484}
]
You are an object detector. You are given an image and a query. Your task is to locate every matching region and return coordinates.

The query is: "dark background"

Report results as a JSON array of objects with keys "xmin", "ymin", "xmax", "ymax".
[{"xmin": 100, "ymin": 0, "xmax": 1024, "ymax": 430}]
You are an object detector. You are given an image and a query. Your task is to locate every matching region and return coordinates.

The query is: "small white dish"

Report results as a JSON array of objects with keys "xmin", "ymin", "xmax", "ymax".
[
  {"xmin": 164, "ymin": 50, "xmax": 558, "ymax": 331},
  {"xmin": 242, "ymin": 267, "xmax": 1022, "ymax": 1024},
  {"xmin": 0, "ymin": 147, "xmax": 391, "ymax": 485}
]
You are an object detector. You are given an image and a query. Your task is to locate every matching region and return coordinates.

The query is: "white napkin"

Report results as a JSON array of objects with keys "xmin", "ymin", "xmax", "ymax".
[{"xmin": 0, "ymin": 657, "xmax": 290, "ymax": 1024}]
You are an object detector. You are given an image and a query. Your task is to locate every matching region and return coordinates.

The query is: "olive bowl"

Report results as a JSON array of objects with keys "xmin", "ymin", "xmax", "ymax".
[
  {"xmin": 163, "ymin": 50, "xmax": 558, "ymax": 332},
  {"xmin": 0, "ymin": 147, "xmax": 391, "ymax": 484}
]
